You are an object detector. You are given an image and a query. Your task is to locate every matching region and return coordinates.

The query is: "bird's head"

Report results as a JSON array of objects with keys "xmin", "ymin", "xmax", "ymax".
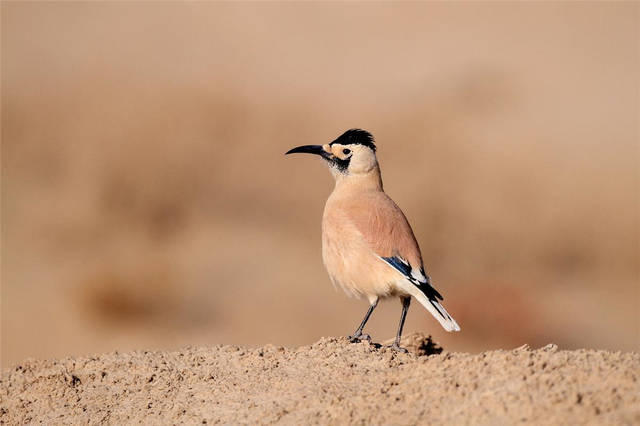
[{"xmin": 285, "ymin": 129, "xmax": 378, "ymax": 177}]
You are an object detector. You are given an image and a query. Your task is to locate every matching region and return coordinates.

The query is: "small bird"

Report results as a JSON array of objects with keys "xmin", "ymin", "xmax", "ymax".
[{"xmin": 286, "ymin": 129, "xmax": 460, "ymax": 352}]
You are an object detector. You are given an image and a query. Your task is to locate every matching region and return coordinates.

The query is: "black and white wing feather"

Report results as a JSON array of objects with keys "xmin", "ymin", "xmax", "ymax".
[{"xmin": 380, "ymin": 255, "xmax": 460, "ymax": 332}]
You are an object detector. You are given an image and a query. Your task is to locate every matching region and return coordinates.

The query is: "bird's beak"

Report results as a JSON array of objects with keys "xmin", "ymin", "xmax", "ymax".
[{"xmin": 285, "ymin": 144, "xmax": 328, "ymax": 157}]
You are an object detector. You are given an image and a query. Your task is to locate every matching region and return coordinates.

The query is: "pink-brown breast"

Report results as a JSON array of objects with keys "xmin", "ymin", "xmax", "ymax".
[{"xmin": 321, "ymin": 189, "xmax": 423, "ymax": 300}]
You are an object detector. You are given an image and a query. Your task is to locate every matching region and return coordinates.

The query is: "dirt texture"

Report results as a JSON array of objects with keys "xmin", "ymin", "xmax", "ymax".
[{"xmin": 1, "ymin": 334, "xmax": 638, "ymax": 425}]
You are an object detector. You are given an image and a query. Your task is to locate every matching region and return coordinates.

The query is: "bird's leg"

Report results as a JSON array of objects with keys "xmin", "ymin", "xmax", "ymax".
[
  {"xmin": 391, "ymin": 297, "xmax": 411, "ymax": 353},
  {"xmin": 349, "ymin": 298, "xmax": 379, "ymax": 343}
]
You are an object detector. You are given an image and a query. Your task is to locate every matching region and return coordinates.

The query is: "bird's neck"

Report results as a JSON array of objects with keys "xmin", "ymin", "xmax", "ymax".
[{"xmin": 333, "ymin": 167, "xmax": 384, "ymax": 193}]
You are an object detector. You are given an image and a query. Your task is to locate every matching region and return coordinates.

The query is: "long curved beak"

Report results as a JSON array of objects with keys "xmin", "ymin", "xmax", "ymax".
[{"xmin": 285, "ymin": 145, "xmax": 327, "ymax": 157}]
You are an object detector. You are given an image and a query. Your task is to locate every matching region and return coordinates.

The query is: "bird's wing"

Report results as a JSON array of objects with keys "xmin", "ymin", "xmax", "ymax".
[
  {"xmin": 338, "ymin": 190, "xmax": 460, "ymax": 332},
  {"xmin": 341, "ymin": 191, "xmax": 442, "ymax": 301}
]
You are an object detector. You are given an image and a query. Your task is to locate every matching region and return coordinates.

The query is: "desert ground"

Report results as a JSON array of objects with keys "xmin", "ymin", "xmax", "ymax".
[{"xmin": 2, "ymin": 334, "xmax": 638, "ymax": 425}]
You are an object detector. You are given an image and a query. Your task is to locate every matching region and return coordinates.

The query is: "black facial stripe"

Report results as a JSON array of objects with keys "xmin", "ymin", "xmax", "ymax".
[{"xmin": 331, "ymin": 156, "xmax": 351, "ymax": 172}]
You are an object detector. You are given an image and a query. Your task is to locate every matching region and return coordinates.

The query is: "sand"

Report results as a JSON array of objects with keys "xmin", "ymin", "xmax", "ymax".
[{"xmin": 1, "ymin": 334, "xmax": 638, "ymax": 425}]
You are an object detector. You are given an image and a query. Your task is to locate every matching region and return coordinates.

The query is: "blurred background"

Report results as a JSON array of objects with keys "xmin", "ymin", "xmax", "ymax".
[{"xmin": 2, "ymin": 2, "xmax": 638, "ymax": 367}]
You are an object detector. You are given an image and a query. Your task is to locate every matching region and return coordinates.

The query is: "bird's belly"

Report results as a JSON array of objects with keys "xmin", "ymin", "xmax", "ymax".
[{"xmin": 321, "ymin": 221, "xmax": 401, "ymax": 301}]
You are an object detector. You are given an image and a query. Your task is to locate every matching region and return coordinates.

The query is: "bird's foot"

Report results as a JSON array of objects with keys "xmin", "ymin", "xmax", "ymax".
[
  {"xmin": 389, "ymin": 342, "xmax": 409, "ymax": 353},
  {"xmin": 348, "ymin": 332, "xmax": 371, "ymax": 343}
]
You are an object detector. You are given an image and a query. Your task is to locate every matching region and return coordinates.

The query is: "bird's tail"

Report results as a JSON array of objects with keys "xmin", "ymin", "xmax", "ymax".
[{"xmin": 404, "ymin": 283, "xmax": 461, "ymax": 332}]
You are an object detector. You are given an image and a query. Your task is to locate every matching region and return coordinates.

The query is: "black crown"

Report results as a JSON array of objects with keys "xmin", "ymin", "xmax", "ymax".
[{"xmin": 330, "ymin": 129, "xmax": 376, "ymax": 153}]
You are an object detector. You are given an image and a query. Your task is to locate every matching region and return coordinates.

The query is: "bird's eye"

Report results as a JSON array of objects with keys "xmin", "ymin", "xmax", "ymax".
[{"xmin": 342, "ymin": 149, "xmax": 351, "ymax": 155}]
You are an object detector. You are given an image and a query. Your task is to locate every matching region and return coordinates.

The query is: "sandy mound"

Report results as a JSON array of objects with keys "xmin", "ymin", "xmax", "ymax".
[{"xmin": 2, "ymin": 334, "xmax": 638, "ymax": 425}]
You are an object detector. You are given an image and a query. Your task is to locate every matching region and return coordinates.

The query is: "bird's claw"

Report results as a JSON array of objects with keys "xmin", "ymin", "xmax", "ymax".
[
  {"xmin": 348, "ymin": 333, "xmax": 371, "ymax": 343},
  {"xmin": 390, "ymin": 343, "xmax": 409, "ymax": 353}
]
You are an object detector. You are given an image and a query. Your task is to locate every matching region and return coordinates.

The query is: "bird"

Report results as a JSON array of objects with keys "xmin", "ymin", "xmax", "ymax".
[{"xmin": 285, "ymin": 129, "xmax": 460, "ymax": 352}]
